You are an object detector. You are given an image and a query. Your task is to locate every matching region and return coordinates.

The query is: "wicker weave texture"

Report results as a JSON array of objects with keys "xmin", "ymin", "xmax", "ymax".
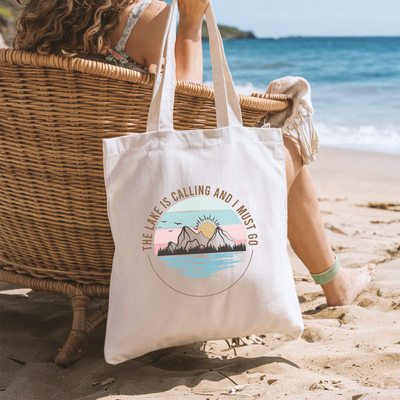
[{"xmin": 0, "ymin": 49, "xmax": 291, "ymax": 285}]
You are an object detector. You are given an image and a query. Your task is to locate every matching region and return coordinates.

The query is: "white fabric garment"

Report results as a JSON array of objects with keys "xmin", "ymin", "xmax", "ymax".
[
  {"xmin": 0, "ymin": 32, "xmax": 8, "ymax": 49},
  {"xmin": 263, "ymin": 77, "xmax": 319, "ymax": 165},
  {"xmin": 103, "ymin": 0, "xmax": 303, "ymax": 365}
]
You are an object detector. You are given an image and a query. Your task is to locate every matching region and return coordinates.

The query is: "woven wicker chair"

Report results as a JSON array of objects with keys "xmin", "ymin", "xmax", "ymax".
[{"xmin": 0, "ymin": 48, "xmax": 291, "ymax": 367}]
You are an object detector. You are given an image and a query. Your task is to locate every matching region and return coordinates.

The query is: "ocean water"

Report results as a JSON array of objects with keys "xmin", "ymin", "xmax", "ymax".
[{"xmin": 203, "ymin": 37, "xmax": 400, "ymax": 154}]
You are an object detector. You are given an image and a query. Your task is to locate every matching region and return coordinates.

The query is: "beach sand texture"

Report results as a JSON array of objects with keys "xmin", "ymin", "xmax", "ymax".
[{"xmin": 1, "ymin": 147, "xmax": 399, "ymax": 400}]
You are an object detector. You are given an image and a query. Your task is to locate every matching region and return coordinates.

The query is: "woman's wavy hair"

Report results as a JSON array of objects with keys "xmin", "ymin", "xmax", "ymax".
[{"xmin": 13, "ymin": 0, "xmax": 135, "ymax": 57}]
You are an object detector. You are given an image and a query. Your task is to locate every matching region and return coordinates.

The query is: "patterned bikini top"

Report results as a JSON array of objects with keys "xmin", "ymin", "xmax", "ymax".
[{"xmin": 102, "ymin": 0, "xmax": 154, "ymax": 72}]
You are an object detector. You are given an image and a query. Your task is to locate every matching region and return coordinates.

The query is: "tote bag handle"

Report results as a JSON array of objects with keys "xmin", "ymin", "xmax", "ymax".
[{"xmin": 147, "ymin": 0, "xmax": 243, "ymax": 132}]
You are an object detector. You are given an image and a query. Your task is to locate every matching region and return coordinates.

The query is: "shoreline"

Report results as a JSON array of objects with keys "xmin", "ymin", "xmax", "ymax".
[{"xmin": 317, "ymin": 144, "xmax": 400, "ymax": 157}]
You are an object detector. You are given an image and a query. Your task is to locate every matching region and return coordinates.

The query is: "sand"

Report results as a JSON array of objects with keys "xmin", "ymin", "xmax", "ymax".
[{"xmin": 1, "ymin": 147, "xmax": 399, "ymax": 400}]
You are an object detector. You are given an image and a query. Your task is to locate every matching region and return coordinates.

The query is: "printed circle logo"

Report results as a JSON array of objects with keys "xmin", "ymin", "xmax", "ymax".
[{"xmin": 149, "ymin": 196, "xmax": 253, "ymax": 297}]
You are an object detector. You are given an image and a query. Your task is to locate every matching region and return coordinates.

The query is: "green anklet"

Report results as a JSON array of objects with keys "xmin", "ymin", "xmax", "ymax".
[{"xmin": 311, "ymin": 254, "xmax": 340, "ymax": 285}]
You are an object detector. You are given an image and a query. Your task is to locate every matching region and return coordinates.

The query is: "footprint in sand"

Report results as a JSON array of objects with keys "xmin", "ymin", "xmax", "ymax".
[
  {"xmin": 367, "ymin": 202, "xmax": 400, "ymax": 212},
  {"xmin": 371, "ymin": 219, "xmax": 400, "ymax": 224},
  {"xmin": 331, "ymin": 245, "xmax": 351, "ymax": 252},
  {"xmin": 324, "ymin": 223, "xmax": 348, "ymax": 236}
]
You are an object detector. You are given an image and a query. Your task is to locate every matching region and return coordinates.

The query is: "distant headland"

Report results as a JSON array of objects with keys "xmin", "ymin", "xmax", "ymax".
[{"xmin": 202, "ymin": 21, "xmax": 256, "ymax": 41}]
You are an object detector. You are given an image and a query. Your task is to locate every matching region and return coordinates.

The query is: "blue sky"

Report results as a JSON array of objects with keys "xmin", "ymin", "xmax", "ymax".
[{"xmin": 167, "ymin": 0, "xmax": 400, "ymax": 38}]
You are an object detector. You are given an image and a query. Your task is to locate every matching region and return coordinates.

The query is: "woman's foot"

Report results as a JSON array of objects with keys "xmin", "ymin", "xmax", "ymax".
[
  {"xmin": 282, "ymin": 140, "xmax": 378, "ymax": 307},
  {"xmin": 321, "ymin": 263, "xmax": 377, "ymax": 306}
]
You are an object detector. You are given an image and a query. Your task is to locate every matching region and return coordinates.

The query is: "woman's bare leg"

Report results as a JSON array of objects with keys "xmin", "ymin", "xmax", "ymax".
[{"xmin": 284, "ymin": 137, "xmax": 376, "ymax": 306}]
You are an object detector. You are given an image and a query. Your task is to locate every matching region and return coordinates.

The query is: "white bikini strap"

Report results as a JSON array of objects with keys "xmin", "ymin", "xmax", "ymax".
[{"xmin": 114, "ymin": 0, "xmax": 154, "ymax": 53}]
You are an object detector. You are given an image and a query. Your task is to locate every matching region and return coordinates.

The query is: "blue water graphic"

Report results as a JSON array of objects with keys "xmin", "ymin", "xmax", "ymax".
[{"xmin": 157, "ymin": 253, "xmax": 242, "ymax": 279}]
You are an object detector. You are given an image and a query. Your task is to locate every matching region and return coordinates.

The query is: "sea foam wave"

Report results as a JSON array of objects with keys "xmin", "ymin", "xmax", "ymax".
[
  {"xmin": 315, "ymin": 123, "xmax": 400, "ymax": 154},
  {"xmin": 203, "ymin": 81, "xmax": 400, "ymax": 154},
  {"xmin": 203, "ymin": 81, "xmax": 267, "ymax": 96}
]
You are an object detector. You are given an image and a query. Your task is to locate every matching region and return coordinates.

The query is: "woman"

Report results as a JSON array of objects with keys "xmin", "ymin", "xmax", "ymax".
[{"xmin": 13, "ymin": 0, "xmax": 376, "ymax": 306}]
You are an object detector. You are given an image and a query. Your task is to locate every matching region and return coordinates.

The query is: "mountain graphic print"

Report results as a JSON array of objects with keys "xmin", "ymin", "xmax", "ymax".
[{"xmin": 157, "ymin": 226, "xmax": 246, "ymax": 256}]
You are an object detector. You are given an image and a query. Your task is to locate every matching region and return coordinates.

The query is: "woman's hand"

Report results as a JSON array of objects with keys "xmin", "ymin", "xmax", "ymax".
[
  {"xmin": 175, "ymin": 0, "xmax": 210, "ymax": 83},
  {"xmin": 177, "ymin": 0, "xmax": 210, "ymax": 31}
]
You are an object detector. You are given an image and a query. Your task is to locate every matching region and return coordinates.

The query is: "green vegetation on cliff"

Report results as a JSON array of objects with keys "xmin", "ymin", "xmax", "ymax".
[{"xmin": 202, "ymin": 21, "xmax": 256, "ymax": 40}]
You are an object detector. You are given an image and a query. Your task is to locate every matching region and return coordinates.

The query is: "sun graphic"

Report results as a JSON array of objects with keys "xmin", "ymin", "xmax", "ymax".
[
  {"xmin": 198, "ymin": 221, "xmax": 216, "ymax": 239},
  {"xmin": 195, "ymin": 214, "xmax": 220, "ymax": 239}
]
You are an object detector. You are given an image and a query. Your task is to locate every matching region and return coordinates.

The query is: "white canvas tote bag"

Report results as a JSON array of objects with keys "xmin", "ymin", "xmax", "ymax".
[{"xmin": 103, "ymin": 0, "xmax": 303, "ymax": 364}]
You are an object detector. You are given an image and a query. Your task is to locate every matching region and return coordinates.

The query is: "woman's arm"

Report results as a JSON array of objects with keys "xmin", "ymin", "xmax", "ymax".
[
  {"xmin": 175, "ymin": 0, "xmax": 210, "ymax": 83},
  {"xmin": 121, "ymin": 0, "xmax": 209, "ymax": 84}
]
